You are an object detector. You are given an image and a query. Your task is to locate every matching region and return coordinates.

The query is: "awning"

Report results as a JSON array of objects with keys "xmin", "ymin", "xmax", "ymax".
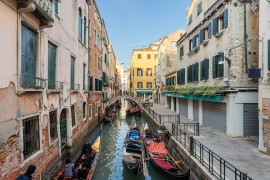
[
  {"xmin": 162, "ymin": 92, "xmax": 223, "ymax": 102},
  {"xmin": 136, "ymin": 90, "xmax": 153, "ymax": 94}
]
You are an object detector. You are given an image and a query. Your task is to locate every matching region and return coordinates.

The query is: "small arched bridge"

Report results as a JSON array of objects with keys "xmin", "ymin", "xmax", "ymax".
[{"xmin": 108, "ymin": 95, "xmax": 142, "ymax": 109}]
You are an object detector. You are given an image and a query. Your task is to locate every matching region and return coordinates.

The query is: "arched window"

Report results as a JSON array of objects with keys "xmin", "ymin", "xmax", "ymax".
[
  {"xmin": 78, "ymin": 8, "xmax": 82, "ymax": 41},
  {"xmin": 84, "ymin": 17, "xmax": 87, "ymax": 45}
]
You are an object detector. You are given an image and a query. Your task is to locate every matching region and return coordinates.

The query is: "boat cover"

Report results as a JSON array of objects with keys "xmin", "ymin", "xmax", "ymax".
[
  {"xmin": 92, "ymin": 136, "xmax": 100, "ymax": 152},
  {"xmin": 147, "ymin": 140, "xmax": 168, "ymax": 155},
  {"xmin": 129, "ymin": 130, "xmax": 140, "ymax": 141},
  {"xmin": 153, "ymin": 156, "xmax": 177, "ymax": 171}
]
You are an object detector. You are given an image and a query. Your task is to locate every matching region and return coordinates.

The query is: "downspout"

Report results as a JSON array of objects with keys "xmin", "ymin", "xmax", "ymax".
[{"xmin": 244, "ymin": 1, "xmax": 248, "ymax": 73}]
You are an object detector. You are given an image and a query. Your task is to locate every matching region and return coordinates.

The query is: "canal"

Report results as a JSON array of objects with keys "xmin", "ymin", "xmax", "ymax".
[{"xmin": 92, "ymin": 99, "xmax": 172, "ymax": 180}]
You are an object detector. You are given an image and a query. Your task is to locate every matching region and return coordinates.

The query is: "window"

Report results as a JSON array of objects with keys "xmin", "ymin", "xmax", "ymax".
[
  {"xmin": 94, "ymin": 29, "xmax": 97, "ymax": 44},
  {"xmin": 188, "ymin": 15, "xmax": 192, "ymax": 25},
  {"xmin": 23, "ymin": 115, "xmax": 40, "ymax": 159},
  {"xmin": 138, "ymin": 54, "xmax": 141, "ymax": 59},
  {"xmin": 179, "ymin": 46, "xmax": 184, "ymax": 58},
  {"xmin": 197, "ymin": 2, "xmax": 202, "ymax": 16},
  {"xmin": 200, "ymin": 58, "xmax": 209, "ymax": 81},
  {"xmin": 166, "ymin": 77, "xmax": 175, "ymax": 86},
  {"xmin": 84, "ymin": 17, "xmax": 87, "ymax": 45},
  {"xmin": 154, "ymin": 54, "xmax": 158, "ymax": 59},
  {"xmin": 48, "ymin": 42, "xmax": 57, "ymax": 89},
  {"xmin": 171, "ymin": 41, "xmax": 177, "ymax": 51},
  {"xmin": 89, "ymin": 75, "xmax": 93, "ymax": 91},
  {"xmin": 83, "ymin": 64, "xmax": 86, "ymax": 90},
  {"xmin": 177, "ymin": 68, "xmax": 186, "ymax": 85},
  {"xmin": 212, "ymin": 52, "xmax": 224, "ymax": 78},
  {"xmin": 83, "ymin": 102, "xmax": 86, "ymax": 119},
  {"xmin": 137, "ymin": 68, "xmax": 143, "ymax": 76},
  {"xmin": 88, "ymin": 104, "xmax": 92, "ymax": 120},
  {"xmin": 49, "ymin": 111, "xmax": 58, "ymax": 142},
  {"xmin": 147, "ymin": 54, "xmax": 151, "ymax": 59},
  {"xmin": 78, "ymin": 8, "xmax": 82, "ymax": 41},
  {"xmin": 70, "ymin": 56, "xmax": 75, "ymax": 90},
  {"xmin": 147, "ymin": 82, "xmax": 152, "ymax": 88},
  {"xmin": 187, "ymin": 63, "xmax": 199, "ymax": 83},
  {"xmin": 213, "ymin": 9, "xmax": 228, "ymax": 36},
  {"xmin": 95, "ymin": 78, "xmax": 102, "ymax": 91},
  {"xmin": 54, "ymin": 0, "xmax": 59, "ymax": 14},
  {"xmin": 189, "ymin": 39, "xmax": 193, "ymax": 51},
  {"xmin": 137, "ymin": 82, "xmax": 143, "ymax": 88},
  {"xmin": 98, "ymin": 58, "xmax": 102, "ymax": 70},
  {"xmin": 21, "ymin": 24, "xmax": 37, "ymax": 89},
  {"xmin": 146, "ymin": 68, "xmax": 152, "ymax": 76},
  {"xmin": 199, "ymin": 28, "xmax": 205, "ymax": 44},
  {"xmin": 95, "ymin": 102, "xmax": 98, "ymax": 115},
  {"xmin": 71, "ymin": 105, "xmax": 76, "ymax": 127}
]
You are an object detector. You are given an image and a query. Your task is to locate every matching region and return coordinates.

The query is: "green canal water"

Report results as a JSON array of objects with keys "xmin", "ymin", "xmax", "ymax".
[{"xmin": 92, "ymin": 99, "xmax": 172, "ymax": 180}]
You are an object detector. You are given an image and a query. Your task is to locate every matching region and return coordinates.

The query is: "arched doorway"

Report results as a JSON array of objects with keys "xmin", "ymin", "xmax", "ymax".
[{"xmin": 60, "ymin": 109, "xmax": 68, "ymax": 159}]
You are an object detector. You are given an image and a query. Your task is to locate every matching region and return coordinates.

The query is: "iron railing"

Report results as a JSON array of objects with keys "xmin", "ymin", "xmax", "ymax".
[
  {"xmin": 18, "ymin": 74, "xmax": 46, "ymax": 89},
  {"xmin": 171, "ymin": 124, "xmax": 253, "ymax": 180},
  {"xmin": 48, "ymin": 80, "xmax": 63, "ymax": 91},
  {"xmin": 175, "ymin": 123, "xmax": 200, "ymax": 136}
]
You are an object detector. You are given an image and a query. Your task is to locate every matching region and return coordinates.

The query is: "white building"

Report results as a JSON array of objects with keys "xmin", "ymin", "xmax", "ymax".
[
  {"xmin": 122, "ymin": 71, "xmax": 129, "ymax": 94},
  {"xmin": 116, "ymin": 62, "xmax": 124, "ymax": 94}
]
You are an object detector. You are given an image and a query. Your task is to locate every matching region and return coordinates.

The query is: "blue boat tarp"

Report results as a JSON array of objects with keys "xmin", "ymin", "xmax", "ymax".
[{"xmin": 89, "ymin": 130, "xmax": 101, "ymax": 145}]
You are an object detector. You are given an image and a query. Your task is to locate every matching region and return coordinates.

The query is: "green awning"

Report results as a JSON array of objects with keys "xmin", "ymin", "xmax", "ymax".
[
  {"xmin": 162, "ymin": 92, "xmax": 223, "ymax": 102},
  {"xmin": 136, "ymin": 90, "xmax": 153, "ymax": 94}
]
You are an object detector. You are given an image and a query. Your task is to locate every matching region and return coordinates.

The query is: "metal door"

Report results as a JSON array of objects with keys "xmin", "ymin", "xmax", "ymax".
[
  {"xmin": 203, "ymin": 101, "xmax": 226, "ymax": 133},
  {"xmin": 179, "ymin": 98, "xmax": 188, "ymax": 118},
  {"xmin": 243, "ymin": 104, "xmax": 259, "ymax": 136},
  {"xmin": 193, "ymin": 100, "xmax": 199, "ymax": 122}
]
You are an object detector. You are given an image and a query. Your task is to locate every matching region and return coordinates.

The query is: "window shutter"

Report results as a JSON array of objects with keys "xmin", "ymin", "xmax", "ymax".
[
  {"xmin": 192, "ymin": 36, "xmax": 196, "ymax": 49},
  {"xmin": 48, "ymin": 43, "xmax": 56, "ymax": 89},
  {"xmin": 268, "ymin": 40, "xmax": 270, "ymax": 71},
  {"xmin": 219, "ymin": 63, "xmax": 224, "ymax": 77},
  {"xmin": 205, "ymin": 58, "xmax": 209, "ymax": 80},
  {"xmin": 195, "ymin": 63, "xmax": 199, "ymax": 81},
  {"xmin": 200, "ymin": 29, "xmax": 205, "ymax": 44},
  {"xmin": 213, "ymin": 18, "xmax": 218, "ymax": 35},
  {"xmin": 182, "ymin": 68, "xmax": 186, "ymax": 84},
  {"xmin": 208, "ymin": 23, "xmax": 212, "ymax": 39},
  {"xmin": 200, "ymin": 61, "xmax": 204, "ymax": 81},
  {"xmin": 70, "ymin": 57, "xmax": 75, "ymax": 90},
  {"xmin": 223, "ymin": 9, "xmax": 228, "ymax": 29},
  {"xmin": 177, "ymin": 70, "xmax": 180, "ymax": 84},
  {"xmin": 212, "ymin": 56, "xmax": 217, "ymax": 78}
]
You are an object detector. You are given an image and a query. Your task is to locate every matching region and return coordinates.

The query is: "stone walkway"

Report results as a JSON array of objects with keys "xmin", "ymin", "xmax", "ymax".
[{"xmin": 149, "ymin": 104, "xmax": 270, "ymax": 180}]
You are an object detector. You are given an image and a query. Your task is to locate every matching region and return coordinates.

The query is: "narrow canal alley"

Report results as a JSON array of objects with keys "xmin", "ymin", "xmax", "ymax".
[{"xmin": 92, "ymin": 99, "xmax": 171, "ymax": 180}]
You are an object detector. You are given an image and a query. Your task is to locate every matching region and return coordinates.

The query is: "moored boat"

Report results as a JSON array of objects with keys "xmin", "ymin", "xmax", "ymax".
[
  {"xmin": 56, "ymin": 130, "xmax": 102, "ymax": 180},
  {"xmin": 103, "ymin": 111, "xmax": 117, "ymax": 123},
  {"xmin": 126, "ymin": 106, "xmax": 141, "ymax": 116},
  {"xmin": 144, "ymin": 124, "xmax": 190, "ymax": 179}
]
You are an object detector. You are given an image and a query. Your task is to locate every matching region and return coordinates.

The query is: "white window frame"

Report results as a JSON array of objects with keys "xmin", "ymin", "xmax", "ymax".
[{"xmin": 88, "ymin": 104, "xmax": 92, "ymax": 120}]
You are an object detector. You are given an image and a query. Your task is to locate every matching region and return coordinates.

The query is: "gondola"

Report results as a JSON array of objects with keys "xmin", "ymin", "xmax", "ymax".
[
  {"xmin": 123, "ymin": 122, "xmax": 145, "ymax": 176},
  {"xmin": 56, "ymin": 130, "xmax": 102, "ymax": 180},
  {"xmin": 126, "ymin": 107, "xmax": 141, "ymax": 116},
  {"xmin": 103, "ymin": 111, "xmax": 117, "ymax": 123},
  {"xmin": 143, "ymin": 124, "xmax": 190, "ymax": 180}
]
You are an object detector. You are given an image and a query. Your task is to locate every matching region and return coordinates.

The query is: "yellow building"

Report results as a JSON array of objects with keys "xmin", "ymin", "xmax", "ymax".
[{"xmin": 130, "ymin": 42, "xmax": 159, "ymax": 99}]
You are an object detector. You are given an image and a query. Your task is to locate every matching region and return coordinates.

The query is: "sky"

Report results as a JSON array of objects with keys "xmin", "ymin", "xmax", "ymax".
[{"xmin": 96, "ymin": 0, "xmax": 191, "ymax": 70}]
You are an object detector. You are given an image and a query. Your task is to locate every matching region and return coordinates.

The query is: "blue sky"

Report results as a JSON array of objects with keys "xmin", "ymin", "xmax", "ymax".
[{"xmin": 96, "ymin": 0, "xmax": 191, "ymax": 70}]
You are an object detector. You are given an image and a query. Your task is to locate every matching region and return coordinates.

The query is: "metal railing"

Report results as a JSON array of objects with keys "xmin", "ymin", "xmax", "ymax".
[
  {"xmin": 171, "ymin": 124, "xmax": 253, "ymax": 180},
  {"xmin": 18, "ymin": 74, "xmax": 46, "ymax": 89},
  {"xmin": 176, "ymin": 123, "xmax": 200, "ymax": 136},
  {"xmin": 71, "ymin": 83, "xmax": 80, "ymax": 91},
  {"xmin": 48, "ymin": 80, "xmax": 63, "ymax": 91}
]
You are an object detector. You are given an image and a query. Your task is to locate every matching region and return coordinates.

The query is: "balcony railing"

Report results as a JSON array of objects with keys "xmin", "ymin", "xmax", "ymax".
[
  {"xmin": 18, "ymin": 74, "xmax": 46, "ymax": 89},
  {"xmin": 71, "ymin": 83, "xmax": 80, "ymax": 91},
  {"xmin": 17, "ymin": 0, "xmax": 54, "ymax": 28},
  {"xmin": 48, "ymin": 80, "xmax": 63, "ymax": 91}
]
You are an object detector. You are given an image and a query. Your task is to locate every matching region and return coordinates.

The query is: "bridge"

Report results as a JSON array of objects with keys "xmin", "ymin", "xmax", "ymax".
[{"xmin": 108, "ymin": 95, "xmax": 142, "ymax": 108}]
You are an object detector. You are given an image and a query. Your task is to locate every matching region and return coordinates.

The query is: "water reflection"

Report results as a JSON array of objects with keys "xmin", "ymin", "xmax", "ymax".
[{"xmin": 93, "ymin": 99, "xmax": 172, "ymax": 180}]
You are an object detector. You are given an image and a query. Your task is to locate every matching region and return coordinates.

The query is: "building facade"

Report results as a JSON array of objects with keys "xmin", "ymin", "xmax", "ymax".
[
  {"xmin": 116, "ymin": 62, "xmax": 124, "ymax": 95},
  {"xmin": 108, "ymin": 43, "xmax": 117, "ymax": 99},
  {"xmin": 0, "ymin": 0, "xmax": 92, "ymax": 179},
  {"xmin": 258, "ymin": 0, "xmax": 270, "ymax": 154},
  {"xmin": 122, "ymin": 71, "xmax": 129, "ymax": 95},
  {"xmin": 170, "ymin": 0, "xmax": 259, "ymax": 137},
  {"xmin": 130, "ymin": 44, "xmax": 158, "ymax": 100}
]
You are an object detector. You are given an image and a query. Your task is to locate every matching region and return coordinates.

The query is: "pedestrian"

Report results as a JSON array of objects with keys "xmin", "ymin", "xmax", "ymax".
[
  {"xmin": 16, "ymin": 165, "xmax": 36, "ymax": 180},
  {"xmin": 64, "ymin": 159, "xmax": 75, "ymax": 178}
]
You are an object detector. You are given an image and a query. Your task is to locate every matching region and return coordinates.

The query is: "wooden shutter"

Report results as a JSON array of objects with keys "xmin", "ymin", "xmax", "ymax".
[
  {"xmin": 212, "ymin": 56, "xmax": 217, "ymax": 78},
  {"xmin": 208, "ymin": 23, "xmax": 212, "ymax": 39},
  {"xmin": 223, "ymin": 9, "xmax": 228, "ymax": 29},
  {"xmin": 195, "ymin": 63, "xmax": 199, "ymax": 81},
  {"xmin": 268, "ymin": 40, "xmax": 270, "ymax": 71},
  {"xmin": 213, "ymin": 18, "xmax": 219, "ymax": 35},
  {"xmin": 48, "ymin": 42, "xmax": 56, "ymax": 89},
  {"xmin": 182, "ymin": 68, "xmax": 186, "ymax": 84},
  {"xmin": 70, "ymin": 57, "xmax": 75, "ymax": 90},
  {"xmin": 200, "ymin": 61, "xmax": 204, "ymax": 81},
  {"xmin": 200, "ymin": 29, "xmax": 205, "ymax": 44},
  {"xmin": 205, "ymin": 58, "xmax": 209, "ymax": 80},
  {"xmin": 89, "ymin": 75, "xmax": 93, "ymax": 91},
  {"xmin": 177, "ymin": 70, "xmax": 180, "ymax": 84},
  {"xmin": 83, "ymin": 64, "xmax": 86, "ymax": 90}
]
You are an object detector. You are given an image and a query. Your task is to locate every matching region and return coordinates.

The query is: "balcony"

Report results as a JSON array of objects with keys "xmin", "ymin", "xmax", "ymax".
[
  {"xmin": 71, "ymin": 83, "xmax": 80, "ymax": 92},
  {"xmin": 48, "ymin": 80, "xmax": 63, "ymax": 92},
  {"xmin": 17, "ymin": 74, "xmax": 46, "ymax": 93},
  {"xmin": 17, "ymin": 0, "xmax": 54, "ymax": 28}
]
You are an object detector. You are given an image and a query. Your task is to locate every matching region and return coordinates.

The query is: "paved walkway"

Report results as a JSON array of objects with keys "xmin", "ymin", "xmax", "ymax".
[{"xmin": 149, "ymin": 104, "xmax": 270, "ymax": 180}]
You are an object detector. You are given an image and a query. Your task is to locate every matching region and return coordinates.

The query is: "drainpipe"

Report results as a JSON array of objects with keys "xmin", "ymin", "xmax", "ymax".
[{"xmin": 244, "ymin": 0, "xmax": 248, "ymax": 73}]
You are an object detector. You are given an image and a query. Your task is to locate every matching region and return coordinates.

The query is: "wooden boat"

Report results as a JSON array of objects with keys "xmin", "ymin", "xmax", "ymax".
[
  {"xmin": 103, "ymin": 111, "xmax": 117, "ymax": 123},
  {"xmin": 144, "ymin": 124, "xmax": 190, "ymax": 180},
  {"xmin": 123, "ymin": 122, "xmax": 145, "ymax": 176},
  {"xmin": 126, "ymin": 107, "xmax": 141, "ymax": 116},
  {"xmin": 56, "ymin": 130, "xmax": 102, "ymax": 180}
]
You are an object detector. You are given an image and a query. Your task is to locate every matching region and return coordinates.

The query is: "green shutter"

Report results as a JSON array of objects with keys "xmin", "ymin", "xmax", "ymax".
[
  {"xmin": 268, "ymin": 40, "xmax": 270, "ymax": 71},
  {"xmin": 200, "ymin": 61, "xmax": 204, "ymax": 81},
  {"xmin": 219, "ymin": 63, "xmax": 224, "ymax": 77},
  {"xmin": 182, "ymin": 68, "xmax": 186, "ymax": 84},
  {"xmin": 177, "ymin": 70, "xmax": 180, "ymax": 84},
  {"xmin": 83, "ymin": 64, "xmax": 86, "ymax": 90},
  {"xmin": 199, "ymin": 29, "xmax": 205, "ymax": 44},
  {"xmin": 89, "ymin": 75, "xmax": 93, "ymax": 91},
  {"xmin": 70, "ymin": 57, "xmax": 75, "ymax": 90},
  {"xmin": 212, "ymin": 56, "xmax": 217, "ymax": 78},
  {"xmin": 205, "ymin": 58, "xmax": 209, "ymax": 80},
  {"xmin": 195, "ymin": 63, "xmax": 199, "ymax": 81},
  {"xmin": 192, "ymin": 36, "xmax": 196, "ymax": 49},
  {"xmin": 223, "ymin": 9, "xmax": 228, "ymax": 29},
  {"xmin": 48, "ymin": 42, "xmax": 56, "ymax": 89},
  {"xmin": 213, "ymin": 18, "xmax": 219, "ymax": 35},
  {"xmin": 78, "ymin": 15, "xmax": 82, "ymax": 41}
]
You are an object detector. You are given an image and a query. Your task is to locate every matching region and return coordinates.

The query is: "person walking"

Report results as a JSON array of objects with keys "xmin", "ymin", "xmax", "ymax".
[
  {"xmin": 64, "ymin": 159, "xmax": 76, "ymax": 178},
  {"xmin": 16, "ymin": 165, "xmax": 36, "ymax": 180}
]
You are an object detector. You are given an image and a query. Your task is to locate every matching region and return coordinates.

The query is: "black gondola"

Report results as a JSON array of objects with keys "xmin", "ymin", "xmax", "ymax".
[{"xmin": 144, "ymin": 124, "xmax": 190, "ymax": 180}]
